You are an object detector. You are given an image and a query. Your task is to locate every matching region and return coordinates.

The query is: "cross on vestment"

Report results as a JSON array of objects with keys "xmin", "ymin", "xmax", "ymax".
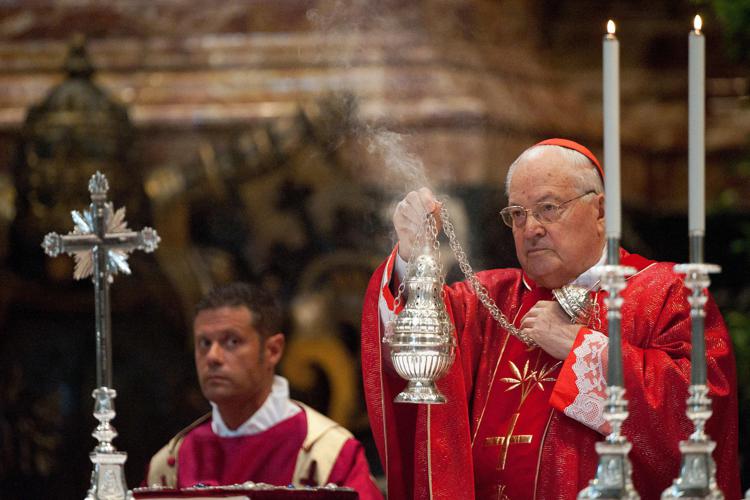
[{"xmin": 484, "ymin": 413, "xmax": 533, "ymax": 470}]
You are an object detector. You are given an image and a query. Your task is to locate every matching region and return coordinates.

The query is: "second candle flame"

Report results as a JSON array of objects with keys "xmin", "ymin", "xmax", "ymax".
[
  {"xmin": 607, "ymin": 19, "xmax": 616, "ymax": 35},
  {"xmin": 693, "ymin": 14, "xmax": 703, "ymax": 32}
]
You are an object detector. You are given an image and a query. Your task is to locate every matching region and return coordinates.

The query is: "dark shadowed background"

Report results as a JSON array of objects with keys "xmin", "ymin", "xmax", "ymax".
[{"xmin": 0, "ymin": 0, "xmax": 747, "ymax": 498}]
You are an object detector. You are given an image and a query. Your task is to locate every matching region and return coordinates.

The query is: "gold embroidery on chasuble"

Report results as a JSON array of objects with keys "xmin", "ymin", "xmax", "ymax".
[
  {"xmin": 483, "ymin": 358, "xmax": 560, "ymax": 470},
  {"xmin": 474, "ymin": 349, "xmax": 561, "ymax": 498},
  {"xmin": 484, "ymin": 412, "xmax": 532, "ymax": 470},
  {"xmin": 494, "ymin": 484, "xmax": 511, "ymax": 500}
]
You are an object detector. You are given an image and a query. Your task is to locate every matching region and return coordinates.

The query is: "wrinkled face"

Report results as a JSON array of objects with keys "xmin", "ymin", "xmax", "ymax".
[
  {"xmin": 507, "ymin": 148, "xmax": 605, "ymax": 289},
  {"xmin": 194, "ymin": 306, "xmax": 277, "ymax": 410}
]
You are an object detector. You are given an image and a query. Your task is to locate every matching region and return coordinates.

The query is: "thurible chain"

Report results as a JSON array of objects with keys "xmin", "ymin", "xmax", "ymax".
[{"xmin": 439, "ymin": 204, "xmax": 538, "ymax": 348}]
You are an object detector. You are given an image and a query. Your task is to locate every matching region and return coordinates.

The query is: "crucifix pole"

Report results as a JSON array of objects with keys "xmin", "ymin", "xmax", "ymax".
[
  {"xmin": 92, "ymin": 174, "xmax": 113, "ymax": 390},
  {"xmin": 42, "ymin": 171, "xmax": 160, "ymax": 500}
]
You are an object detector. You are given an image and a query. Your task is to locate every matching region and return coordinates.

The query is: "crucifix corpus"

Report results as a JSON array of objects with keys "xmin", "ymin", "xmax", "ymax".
[{"xmin": 42, "ymin": 171, "xmax": 160, "ymax": 500}]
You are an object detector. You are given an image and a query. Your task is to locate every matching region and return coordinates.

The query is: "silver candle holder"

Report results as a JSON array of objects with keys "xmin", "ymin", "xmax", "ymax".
[
  {"xmin": 578, "ymin": 385, "xmax": 639, "ymax": 500},
  {"xmin": 661, "ymin": 260, "xmax": 723, "ymax": 500},
  {"xmin": 579, "ymin": 243, "xmax": 639, "ymax": 500},
  {"xmin": 42, "ymin": 172, "xmax": 159, "ymax": 500}
]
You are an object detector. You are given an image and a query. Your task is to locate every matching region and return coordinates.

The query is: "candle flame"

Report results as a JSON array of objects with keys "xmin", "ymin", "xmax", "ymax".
[
  {"xmin": 694, "ymin": 15, "xmax": 702, "ymax": 32},
  {"xmin": 607, "ymin": 20, "xmax": 616, "ymax": 35}
]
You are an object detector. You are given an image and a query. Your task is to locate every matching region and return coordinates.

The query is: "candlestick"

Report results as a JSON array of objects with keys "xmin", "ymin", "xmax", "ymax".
[
  {"xmin": 604, "ymin": 19, "xmax": 621, "ymax": 239},
  {"xmin": 578, "ymin": 262, "xmax": 638, "ymax": 500},
  {"xmin": 601, "ymin": 263, "xmax": 632, "ymax": 387},
  {"xmin": 662, "ymin": 262, "xmax": 723, "ymax": 499},
  {"xmin": 578, "ymin": 21, "xmax": 639, "ymax": 499},
  {"xmin": 604, "ymin": 17, "xmax": 623, "ymax": 404},
  {"xmin": 689, "ymin": 15, "xmax": 705, "ymax": 246},
  {"xmin": 676, "ymin": 263, "xmax": 719, "ymax": 386}
]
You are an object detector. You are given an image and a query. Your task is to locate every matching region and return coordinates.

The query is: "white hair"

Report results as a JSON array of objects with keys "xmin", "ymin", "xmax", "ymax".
[{"xmin": 504, "ymin": 145, "xmax": 604, "ymax": 197}]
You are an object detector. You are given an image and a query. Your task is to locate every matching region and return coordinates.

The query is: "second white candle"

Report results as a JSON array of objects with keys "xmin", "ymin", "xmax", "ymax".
[
  {"xmin": 603, "ymin": 20, "xmax": 621, "ymax": 239},
  {"xmin": 689, "ymin": 15, "xmax": 705, "ymax": 238}
]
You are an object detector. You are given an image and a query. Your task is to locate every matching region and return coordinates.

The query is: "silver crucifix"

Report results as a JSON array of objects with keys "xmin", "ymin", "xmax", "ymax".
[{"xmin": 42, "ymin": 171, "xmax": 160, "ymax": 500}]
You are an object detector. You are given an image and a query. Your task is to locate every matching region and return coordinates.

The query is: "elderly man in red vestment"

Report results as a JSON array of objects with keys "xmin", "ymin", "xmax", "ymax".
[
  {"xmin": 360, "ymin": 139, "xmax": 740, "ymax": 499},
  {"xmin": 145, "ymin": 282, "xmax": 383, "ymax": 499}
]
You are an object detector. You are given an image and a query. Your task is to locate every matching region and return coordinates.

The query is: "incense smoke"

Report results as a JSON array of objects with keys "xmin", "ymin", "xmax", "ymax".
[{"xmin": 305, "ymin": 0, "xmax": 432, "ymax": 194}]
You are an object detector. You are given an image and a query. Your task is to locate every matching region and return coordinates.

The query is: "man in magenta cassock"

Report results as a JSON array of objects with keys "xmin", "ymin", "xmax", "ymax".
[
  {"xmin": 145, "ymin": 282, "xmax": 382, "ymax": 499},
  {"xmin": 360, "ymin": 139, "xmax": 740, "ymax": 499}
]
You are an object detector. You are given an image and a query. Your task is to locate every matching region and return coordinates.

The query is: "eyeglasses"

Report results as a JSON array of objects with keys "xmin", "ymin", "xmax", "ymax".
[{"xmin": 499, "ymin": 191, "xmax": 597, "ymax": 228}]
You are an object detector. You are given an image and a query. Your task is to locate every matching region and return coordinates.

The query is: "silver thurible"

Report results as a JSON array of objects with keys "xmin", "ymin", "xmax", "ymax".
[{"xmin": 385, "ymin": 213, "xmax": 456, "ymax": 404}]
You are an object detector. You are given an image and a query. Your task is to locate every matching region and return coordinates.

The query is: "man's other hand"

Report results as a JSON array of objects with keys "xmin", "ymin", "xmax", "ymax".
[{"xmin": 519, "ymin": 300, "xmax": 581, "ymax": 360}]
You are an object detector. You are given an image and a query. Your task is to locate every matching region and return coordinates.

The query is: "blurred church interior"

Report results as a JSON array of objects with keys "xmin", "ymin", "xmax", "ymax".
[{"xmin": 0, "ymin": 0, "xmax": 747, "ymax": 497}]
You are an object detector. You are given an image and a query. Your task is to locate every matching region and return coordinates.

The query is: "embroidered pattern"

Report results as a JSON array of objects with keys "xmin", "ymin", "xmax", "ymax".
[
  {"xmin": 482, "ymin": 356, "xmax": 560, "ymax": 481},
  {"xmin": 494, "ymin": 484, "xmax": 511, "ymax": 500},
  {"xmin": 563, "ymin": 330, "xmax": 609, "ymax": 433},
  {"xmin": 484, "ymin": 413, "xmax": 533, "ymax": 470},
  {"xmin": 500, "ymin": 360, "xmax": 560, "ymax": 405}
]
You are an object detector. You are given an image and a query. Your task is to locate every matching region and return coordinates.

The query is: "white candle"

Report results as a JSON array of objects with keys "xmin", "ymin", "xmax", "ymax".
[
  {"xmin": 603, "ymin": 20, "xmax": 621, "ymax": 239},
  {"xmin": 603, "ymin": 20, "xmax": 624, "ymax": 388},
  {"xmin": 689, "ymin": 15, "xmax": 705, "ymax": 237}
]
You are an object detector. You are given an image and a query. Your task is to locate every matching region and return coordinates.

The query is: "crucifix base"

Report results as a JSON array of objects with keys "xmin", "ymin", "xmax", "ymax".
[
  {"xmin": 86, "ymin": 387, "xmax": 132, "ymax": 500},
  {"xmin": 85, "ymin": 451, "xmax": 133, "ymax": 500}
]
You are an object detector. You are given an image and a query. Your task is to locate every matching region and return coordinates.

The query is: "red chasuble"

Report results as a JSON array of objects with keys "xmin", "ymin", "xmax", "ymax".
[{"xmin": 361, "ymin": 247, "xmax": 740, "ymax": 499}]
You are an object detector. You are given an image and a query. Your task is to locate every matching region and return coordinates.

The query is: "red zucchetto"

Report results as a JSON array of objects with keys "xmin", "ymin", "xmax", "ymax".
[{"xmin": 535, "ymin": 138, "xmax": 604, "ymax": 181}]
